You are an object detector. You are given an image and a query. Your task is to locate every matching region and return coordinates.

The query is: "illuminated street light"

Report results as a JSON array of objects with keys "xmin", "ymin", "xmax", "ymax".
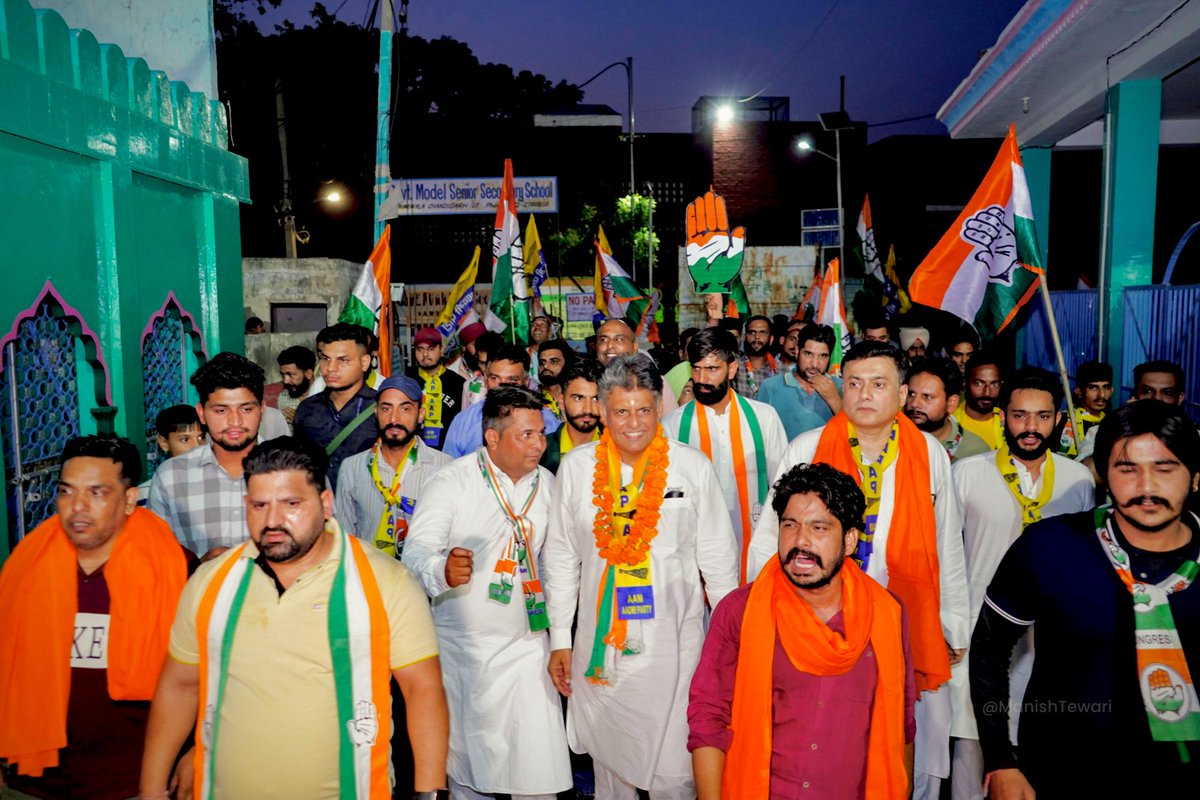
[{"xmin": 715, "ymin": 104, "xmax": 735, "ymax": 124}]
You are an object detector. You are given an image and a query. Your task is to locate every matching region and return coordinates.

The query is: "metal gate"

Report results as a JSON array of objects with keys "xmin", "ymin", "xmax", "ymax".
[
  {"xmin": 1122, "ymin": 284, "xmax": 1200, "ymax": 420},
  {"xmin": 1, "ymin": 301, "xmax": 83, "ymax": 544}
]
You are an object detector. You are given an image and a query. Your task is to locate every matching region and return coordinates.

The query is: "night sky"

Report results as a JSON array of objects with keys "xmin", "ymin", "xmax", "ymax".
[{"xmin": 268, "ymin": 0, "xmax": 1029, "ymax": 138}]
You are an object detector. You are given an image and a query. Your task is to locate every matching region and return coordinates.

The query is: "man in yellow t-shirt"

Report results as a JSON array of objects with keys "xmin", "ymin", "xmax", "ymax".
[
  {"xmin": 955, "ymin": 352, "xmax": 1005, "ymax": 450},
  {"xmin": 140, "ymin": 438, "xmax": 450, "ymax": 800}
]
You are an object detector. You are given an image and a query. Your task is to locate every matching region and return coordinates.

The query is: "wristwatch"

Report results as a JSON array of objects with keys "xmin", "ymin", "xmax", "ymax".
[{"xmin": 413, "ymin": 790, "xmax": 450, "ymax": 800}]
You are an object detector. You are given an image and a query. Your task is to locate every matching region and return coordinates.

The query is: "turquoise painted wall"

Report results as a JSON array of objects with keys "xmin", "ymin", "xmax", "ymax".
[{"xmin": 0, "ymin": 0, "xmax": 250, "ymax": 557}]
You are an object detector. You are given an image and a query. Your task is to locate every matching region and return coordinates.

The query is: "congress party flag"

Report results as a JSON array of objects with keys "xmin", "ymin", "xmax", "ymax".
[
  {"xmin": 815, "ymin": 258, "xmax": 852, "ymax": 375},
  {"xmin": 908, "ymin": 125, "xmax": 1042, "ymax": 335},
  {"xmin": 435, "ymin": 246, "xmax": 481, "ymax": 341},
  {"xmin": 856, "ymin": 194, "xmax": 885, "ymax": 283},
  {"xmin": 489, "ymin": 159, "xmax": 530, "ymax": 344},
  {"xmin": 339, "ymin": 224, "xmax": 392, "ymax": 376},
  {"xmin": 594, "ymin": 224, "xmax": 659, "ymax": 338}
]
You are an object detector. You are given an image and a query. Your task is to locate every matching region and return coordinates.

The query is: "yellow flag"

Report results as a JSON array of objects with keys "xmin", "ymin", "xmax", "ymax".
[
  {"xmin": 436, "ymin": 246, "xmax": 480, "ymax": 331},
  {"xmin": 594, "ymin": 224, "xmax": 613, "ymax": 314}
]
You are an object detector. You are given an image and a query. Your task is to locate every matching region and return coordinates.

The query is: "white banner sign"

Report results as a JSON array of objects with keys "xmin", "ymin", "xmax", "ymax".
[
  {"xmin": 378, "ymin": 176, "xmax": 559, "ymax": 218},
  {"xmin": 565, "ymin": 292, "xmax": 596, "ymax": 323}
]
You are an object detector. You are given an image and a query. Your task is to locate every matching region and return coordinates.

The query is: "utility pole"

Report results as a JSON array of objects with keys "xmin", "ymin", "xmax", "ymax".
[
  {"xmin": 275, "ymin": 79, "xmax": 297, "ymax": 259},
  {"xmin": 373, "ymin": 0, "xmax": 394, "ymax": 244}
]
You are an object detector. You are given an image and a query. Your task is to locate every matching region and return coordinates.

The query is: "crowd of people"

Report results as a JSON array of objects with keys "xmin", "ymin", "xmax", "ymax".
[{"xmin": 1, "ymin": 308, "xmax": 1198, "ymax": 800}]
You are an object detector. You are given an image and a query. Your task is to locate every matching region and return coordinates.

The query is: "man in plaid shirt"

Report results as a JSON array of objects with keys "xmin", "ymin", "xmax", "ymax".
[
  {"xmin": 148, "ymin": 352, "xmax": 265, "ymax": 558},
  {"xmin": 732, "ymin": 315, "xmax": 780, "ymax": 398}
]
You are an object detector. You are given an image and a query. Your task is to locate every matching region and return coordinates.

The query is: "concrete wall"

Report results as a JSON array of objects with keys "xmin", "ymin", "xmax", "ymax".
[
  {"xmin": 37, "ymin": 0, "xmax": 218, "ymax": 98},
  {"xmin": 677, "ymin": 245, "xmax": 818, "ymax": 328},
  {"xmin": 241, "ymin": 257, "xmax": 362, "ymax": 376}
]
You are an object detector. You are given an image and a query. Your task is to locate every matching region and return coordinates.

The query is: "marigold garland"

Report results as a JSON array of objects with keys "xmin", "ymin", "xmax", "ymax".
[{"xmin": 592, "ymin": 426, "xmax": 670, "ymax": 566}]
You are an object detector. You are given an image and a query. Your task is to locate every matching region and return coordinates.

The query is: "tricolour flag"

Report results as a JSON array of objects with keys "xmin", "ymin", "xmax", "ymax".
[
  {"xmin": 435, "ymin": 246, "xmax": 481, "ymax": 341},
  {"xmin": 816, "ymin": 258, "xmax": 852, "ymax": 375},
  {"xmin": 882, "ymin": 244, "xmax": 912, "ymax": 320},
  {"xmin": 727, "ymin": 275, "xmax": 751, "ymax": 318},
  {"xmin": 856, "ymin": 194, "xmax": 885, "ymax": 282},
  {"xmin": 489, "ymin": 159, "xmax": 530, "ymax": 344},
  {"xmin": 909, "ymin": 125, "xmax": 1042, "ymax": 335},
  {"xmin": 524, "ymin": 215, "xmax": 549, "ymax": 319},
  {"xmin": 594, "ymin": 224, "xmax": 659, "ymax": 338},
  {"xmin": 339, "ymin": 224, "xmax": 392, "ymax": 376}
]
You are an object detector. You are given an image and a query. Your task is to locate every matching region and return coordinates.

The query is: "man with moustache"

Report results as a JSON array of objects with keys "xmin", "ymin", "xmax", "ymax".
[
  {"xmin": 443, "ymin": 343, "xmax": 560, "ymax": 459},
  {"xmin": 537, "ymin": 338, "xmax": 574, "ymax": 420},
  {"xmin": 954, "ymin": 352, "xmax": 1005, "ymax": 450},
  {"xmin": 141, "ymin": 438, "xmax": 451, "ymax": 800},
  {"xmin": 1134, "ymin": 359, "xmax": 1188, "ymax": 406},
  {"xmin": 747, "ymin": 340, "xmax": 968, "ymax": 800},
  {"xmin": 527, "ymin": 314, "xmax": 553, "ymax": 384},
  {"xmin": 688, "ymin": 463, "xmax": 916, "ymax": 798},
  {"xmin": 275, "ymin": 345, "xmax": 317, "ymax": 429},
  {"xmin": 778, "ymin": 319, "xmax": 808, "ymax": 372},
  {"xmin": 150, "ymin": 352, "xmax": 266, "ymax": 557},
  {"xmin": 757, "ymin": 324, "xmax": 844, "ymax": 441},
  {"xmin": 945, "ymin": 330, "xmax": 977, "ymax": 377},
  {"xmin": 663, "ymin": 328, "xmax": 787, "ymax": 584},
  {"xmin": 905, "ymin": 357, "xmax": 989, "ymax": 463},
  {"xmin": 971, "ymin": 401, "xmax": 1200, "ymax": 795},
  {"xmin": 407, "ymin": 327, "xmax": 466, "ymax": 451},
  {"xmin": 946, "ymin": 368, "xmax": 1094, "ymax": 799},
  {"xmin": 334, "ymin": 375, "xmax": 452, "ymax": 557},
  {"xmin": 294, "ymin": 323, "xmax": 380, "ymax": 490},
  {"xmin": 543, "ymin": 355, "xmax": 739, "ymax": 799},
  {"xmin": 731, "ymin": 315, "xmax": 779, "ymax": 398},
  {"xmin": 541, "ymin": 359, "xmax": 603, "ymax": 474},
  {"xmin": 0, "ymin": 436, "xmax": 190, "ymax": 800},
  {"xmin": 403, "ymin": 387, "xmax": 572, "ymax": 799}
]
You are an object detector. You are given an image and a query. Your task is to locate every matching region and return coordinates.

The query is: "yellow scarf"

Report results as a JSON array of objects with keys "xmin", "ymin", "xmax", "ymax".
[
  {"xmin": 995, "ymin": 446, "xmax": 1054, "ymax": 528},
  {"xmin": 418, "ymin": 366, "xmax": 444, "ymax": 428},
  {"xmin": 368, "ymin": 441, "xmax": 418, "ymax": 556}
]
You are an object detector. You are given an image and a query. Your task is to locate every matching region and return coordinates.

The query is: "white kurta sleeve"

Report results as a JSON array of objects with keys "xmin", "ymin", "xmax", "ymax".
[
  {"xmin": 929, "ymin": 437, "xmax": 970, "ymax": 649},
  {"xmin": 401, "ymin": 466, "xmax": 456, "ymax": 598},
  {"xmin": 746, "ymin": 433, "xmax": 811, "ymax": 580},
  {"xmin": 544, "ymin": 452, "xmax": 584, "ymax": 651},
  {"xmin": 693, "ymin": 457, "xmax": 740, "ymax": 607},
  {"xmin": 759, "ymin": 404, "xmax": 789, "ymax": 479}
]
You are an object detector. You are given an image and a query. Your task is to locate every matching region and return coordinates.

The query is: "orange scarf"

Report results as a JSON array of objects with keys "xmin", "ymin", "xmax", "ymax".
[
  {"xmin": 723, "ymin": 558, "xmax": 908, "ymax": 798},
  {"xmin": 0, "ymin": 507, "xmax": 188, "ymax": 776},
  {"xmin": 813, "ymin": 412, "xmax": 950, "ymax": 692}
]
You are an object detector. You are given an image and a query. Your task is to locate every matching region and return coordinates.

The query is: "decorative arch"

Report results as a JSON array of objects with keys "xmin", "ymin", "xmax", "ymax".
[
  {"xmin": 0, "ymin": 280, "xmax": 114, "ymax": 540},
  {"xmin": 140, "ymin": 292, "xmax": 208, "ymax": 478}
]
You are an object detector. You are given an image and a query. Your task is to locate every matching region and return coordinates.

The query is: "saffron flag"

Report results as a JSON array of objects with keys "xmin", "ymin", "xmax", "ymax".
[
  {"xmin": 339, "ymin": 225, "xmax": 392, "ymax": 376},
  {"xmin": 908, "ymin": 125, "xmax": 1042, "ymax": 335},
  {"xmin": 881, "ymin": 244, "xmax": 912, "ymax": 320},
  {"xmin": 856, "ymin": 195, "xmax": 885, "ymax": 282},
  {"xmin": 798, "ymin": 268, "xmax": 821, "ymax": 320},
  {"xmin": 489, "ymin": 159, "xmax": 530, "ymax": 344},
  {"xmin": 524, "ymin": 215, "xmax": 549, "ymax": 318},
  {"xmin": 594, "ymin": 224, "xmax": 659, "ymax": 338},
  {"xmin": 815, "ymin": 258, "xmax": 852, "ymax": 374},
  {"xmin": 435, "ymin": 246, "xmax": 481, "ymax": 341}
]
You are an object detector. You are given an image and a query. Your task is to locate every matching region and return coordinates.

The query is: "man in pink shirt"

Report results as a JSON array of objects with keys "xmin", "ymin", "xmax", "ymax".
[{"xmin": 688, "ymin": 462, "xmax": 916, "ymax": 798}]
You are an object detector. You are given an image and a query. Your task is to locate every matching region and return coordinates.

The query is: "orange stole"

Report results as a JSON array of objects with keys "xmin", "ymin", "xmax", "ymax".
[
  {"xmin": 812, "ymin": 412, "xmax": 951, "ymax": 692},
  {"xmin": 722, "ymin": 558, "xmax": 908, "ymax": 798},
  {"xmin": 0, "ymin": 507, "xmax": 188, "ymax": 776}
]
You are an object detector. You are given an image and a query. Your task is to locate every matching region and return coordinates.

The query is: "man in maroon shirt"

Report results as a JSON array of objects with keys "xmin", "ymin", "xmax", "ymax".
[
  {"xmin": 688, "ymin": 462, "xmax": 916, "ymax": 799},
  {"xmin": 0, "ymin": 436, "xmax": 192, "ymax": 800}
]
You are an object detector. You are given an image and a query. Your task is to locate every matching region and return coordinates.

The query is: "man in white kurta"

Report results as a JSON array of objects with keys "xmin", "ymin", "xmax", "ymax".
[
  {"xmin": 543, "ymin": 354, "xmax": 739, "ymax": 800},
  {"xmin": 948, "ymin": 370, "xmax": 1094, "ymax": 800},
  {"xmin": 403, "ymin": 387, "xmax": 571, "ymax": 799},
  {"xmin": 661, "ymin": 328, "xmax": 788, "ymax": 584},
  {"xmin": 746, "ymin": 343, "xmax": 969, "ymax": 800}
]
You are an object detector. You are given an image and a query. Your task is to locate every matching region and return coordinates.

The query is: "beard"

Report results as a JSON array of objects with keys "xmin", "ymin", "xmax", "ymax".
[
  {"xmin": 211, "ymin": 431, "xmax": 256, "ymax": 453},
  {"xmin": 284, "ymin": 379, "xmax": 311, "ymax": 399},
  {"xmin": 1003, "ymin": 427, "xmax": 1051, "ymax": 460},
  {"xmin": 381, "ymin": 423, "xmax": 416, "ymax": 449},
  {"xmin": 693, "ymin": 379, "xmax": 730, "ymax": 406},
  {"xmin": 257, "ymin": 526, "xmax": 320, "ymax": 563},
  {"xmin": 906, "ymin": 408, "xmax": 946, "ymax": 434},
  {"xmin": 779, "ymin": 546, "xmax": 847, "ymax": 591},
  {"xmin": 539, "ymin": 371, "xmax": 562, "ymax": 389},
  {"xmin": 966, "ymin": 393, "xmax": 996, "ymax": 414},
  {"xmin": 744, "ymin": 339, "xmax": 769, "ymax": 357},
  {"xmin": 567, "ymin": 412, "xmax": 600, "ymax": 434}
]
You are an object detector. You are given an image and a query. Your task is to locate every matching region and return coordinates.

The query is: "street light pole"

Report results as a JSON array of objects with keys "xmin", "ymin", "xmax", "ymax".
[
  {"xmin": 834, "ymin": 128, "xmax": 844, "ymax": 269},
  {"xmin": 578, "ymin": 58, "xmax": 637, "ymax": 271},
  {"xmin": 373, "ymin": 0, "xmax": 394, "ymax": 245}
]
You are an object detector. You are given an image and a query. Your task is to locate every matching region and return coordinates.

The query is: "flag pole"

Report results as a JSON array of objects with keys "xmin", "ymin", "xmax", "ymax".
[{"xmin": 1035, "ymin": 271, "xmax": 1079, "ymax": 451}]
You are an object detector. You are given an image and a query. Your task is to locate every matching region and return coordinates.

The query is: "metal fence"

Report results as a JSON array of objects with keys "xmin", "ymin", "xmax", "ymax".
[
  {"xmin": 1021, "ymin": 289, "xmax": 1098, "ymax": 380},
  {"xmin": 1122, "ymin": 284, "xmax": 1200, "ymax": 420}
]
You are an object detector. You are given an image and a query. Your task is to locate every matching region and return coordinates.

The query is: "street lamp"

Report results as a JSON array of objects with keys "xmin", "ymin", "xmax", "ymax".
[
  {"xmin": 578, "ymin": 58, "xmax": 635, "ymax": 199},
  {"xmin": 715, "ymin": 104, "xmax": 735, "ymax": 125},
  {"xmin": 796, "ymin": 112, "xmax": 855, "ymax": 268}
]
